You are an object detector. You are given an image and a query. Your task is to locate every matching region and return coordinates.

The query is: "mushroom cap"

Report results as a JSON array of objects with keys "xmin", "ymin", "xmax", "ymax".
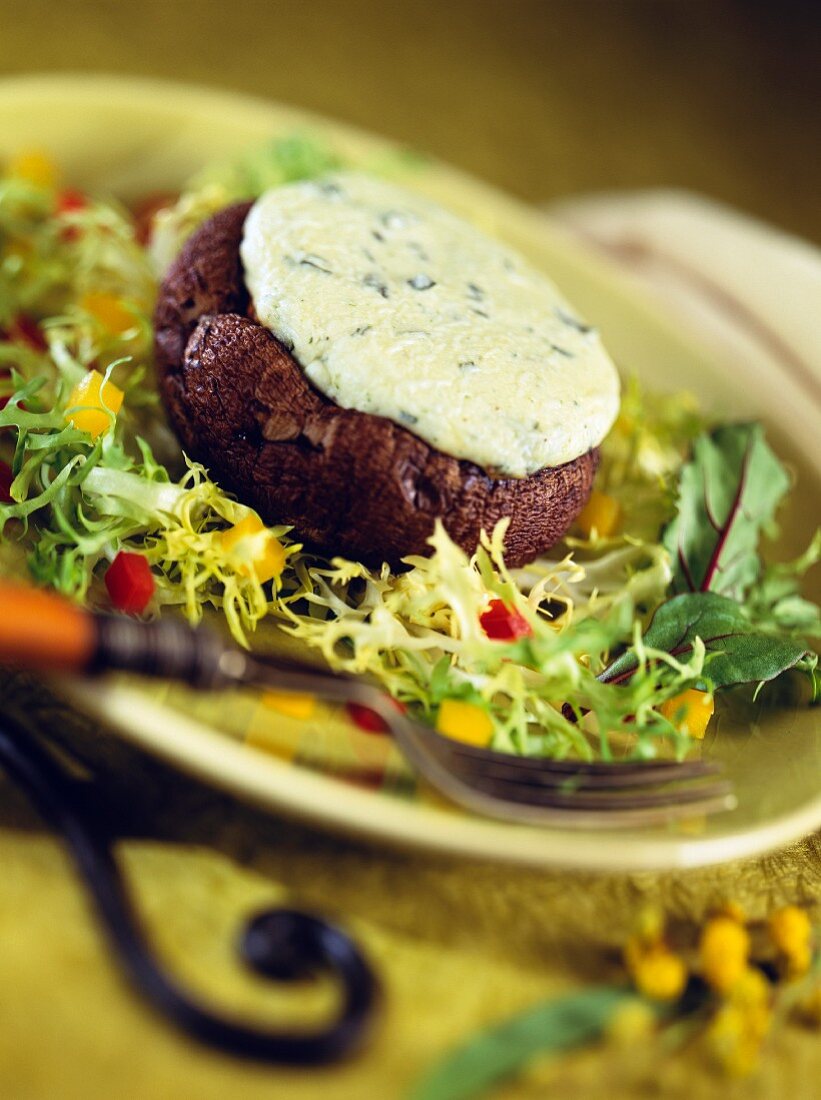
[{"xmin": 154, "ymin": 202, "xmax": 599, "ymax": 567}]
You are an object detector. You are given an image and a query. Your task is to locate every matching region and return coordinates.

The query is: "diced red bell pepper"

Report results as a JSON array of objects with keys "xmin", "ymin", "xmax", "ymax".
[
  {"xmin": 479, "ymin": 598, "xmax": 533, "ymax": 641},
  {"xmin": 56, "ymin": 188, "xmax": 88, "ymax": 241},
  {"xmin": 56, "ymin": 188, "xmax": 87, "ymax": 215},
  {"xmin": 0, "ymin": 460, "xmax": 13, "ymax": 503},
  {"xmin": 104, "ymin": 551, "xmax": 155, "ymax": 614},
  {"xmin": 8, "ymin": 314, "xmax": 47, "ymax": 352},
  {"xmin": 346, "ymin": 697, "xmax": 406, "ymax": 735}
]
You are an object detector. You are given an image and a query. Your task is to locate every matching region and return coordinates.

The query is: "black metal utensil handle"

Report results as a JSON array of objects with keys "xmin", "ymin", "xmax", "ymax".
[{"xmin": 0, "ymin": 710, "xmax": 378, "ymax": 1065}]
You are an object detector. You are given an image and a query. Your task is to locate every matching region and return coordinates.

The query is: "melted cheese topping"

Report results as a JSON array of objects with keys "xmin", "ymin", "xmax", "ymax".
[{"xmin": 241, "ymin": 173, "xmax": 620, "ymax": 477}]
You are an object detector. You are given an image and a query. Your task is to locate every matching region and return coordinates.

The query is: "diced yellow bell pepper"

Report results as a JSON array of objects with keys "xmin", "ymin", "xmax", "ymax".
[
  {"xmin": 79, "ymin": 291, "xmax": 136, "ymax": 336},
  {"xmin": 220, "ymin": 513, "xmax": 286, "ymax": 584},
  {"xmin": 67, "ymin": 370, "xmax": 124, "ymax": 439},
  {"xmin": 260, "ymin": 690, "xmax": 316, "ymax": 720},
  {"xmin": 245, "ymin": 724, "xmax": 298, "ymax": 763},
  {"xmin": 6, "ymin": 150, "xmax": 58, "ymax": 190},
  {"xmin": 659, "ymin": 689, "xmax": 714, "ymax": 739},
  {"xmin": 436, "ymin": 698, "xmax": 494, "ymax": 747},
  {"xmin": 576, "ymin": 490, "xmax": 621, "ymax": 538}
]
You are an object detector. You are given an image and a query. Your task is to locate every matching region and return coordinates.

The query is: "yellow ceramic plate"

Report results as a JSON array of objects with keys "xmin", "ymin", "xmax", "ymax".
[{"xmin": 2, "ymin": 74, "xmax": 818, "ymax": 871}]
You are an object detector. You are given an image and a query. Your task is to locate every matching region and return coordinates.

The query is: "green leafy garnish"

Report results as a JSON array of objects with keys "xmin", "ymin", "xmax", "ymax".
[
  {"xmin": 595, "ymin": 377, "xmax": 706, "ymax": 541},
  {"xmin": 191, "ymin": 132, "xmax": 345, "ymax": 200},
  {"xmin": 601, "ymin": 592, "xmax": 814, "ymax": 691},
  {"xmin": 602, "ymin": 424, "xmax": 818, "ymax": 696},
  {"xmin": 663, "ymin": 422, "xmax": 790, "ymax": 598},
  {"xmin": 745, "ymin": 531, "xmax": 821, "ymax": 637},
  {"xmin": 0, "ymin": 375, "xmax": 298, "ymax": 643},
  {"xmin": 280, "ymin": 521, "xmax": 708, "ymax": 761}
]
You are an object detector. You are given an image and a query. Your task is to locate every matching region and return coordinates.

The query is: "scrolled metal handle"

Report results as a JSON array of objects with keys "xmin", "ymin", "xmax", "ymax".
[{"xmin": 0, "ymin": 712, "xmax": 378, "ymax": 1065}]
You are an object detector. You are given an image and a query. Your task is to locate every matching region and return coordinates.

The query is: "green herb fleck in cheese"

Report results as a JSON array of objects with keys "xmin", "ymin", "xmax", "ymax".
[{"xmin": 241, "ymin": 172, "xmax": 620, "ymax": 476}]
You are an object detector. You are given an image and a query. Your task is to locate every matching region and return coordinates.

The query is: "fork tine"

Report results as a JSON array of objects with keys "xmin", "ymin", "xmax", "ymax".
[
  {"xmin": 389, "ymin": 715, "xmax": 736, "ymax": 827},
  {"xmin": 446, "ymin": 771, "xmax": 736, "ymax": 811},
  {"xmin": 425, "ymin": 743, "xmax": 720, "ymax": 790},
  {"xmin": 250, "ymin": 661, "xmax": 735, "ymax": 827},
  {"xmin": 435, "ymin": 736, "xmax": 720, "ymax": 778},
  {"xmin": 437, "ymin": 786, "xmax": 737, "ymax": 829}
]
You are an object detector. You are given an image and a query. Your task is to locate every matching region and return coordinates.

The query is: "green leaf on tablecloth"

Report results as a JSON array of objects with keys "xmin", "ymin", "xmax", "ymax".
[{"xmin": 407, "ymin": 985, "xmax": 634, "ymax": 1100}]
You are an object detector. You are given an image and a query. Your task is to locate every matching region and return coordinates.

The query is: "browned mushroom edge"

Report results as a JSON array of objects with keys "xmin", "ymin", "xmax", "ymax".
[{"xmin": 153, "ymin": 202, "xmax": 600, "ymax": 567}]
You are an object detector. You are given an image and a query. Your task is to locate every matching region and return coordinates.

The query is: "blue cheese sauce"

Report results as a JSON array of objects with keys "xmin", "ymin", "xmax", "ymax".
[{"xmin": 240, "ymin": 173, "xmax": 620, "ymax": 477}]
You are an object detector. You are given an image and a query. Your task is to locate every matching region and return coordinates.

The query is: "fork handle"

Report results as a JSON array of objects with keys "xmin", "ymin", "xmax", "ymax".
[
  {"xmin": 0, "ymin": 582, "xmax": 246, "ymax": 690},
  {"xmin": 0, "ymin": 583, "xmax": 96, "ymax": 672}
]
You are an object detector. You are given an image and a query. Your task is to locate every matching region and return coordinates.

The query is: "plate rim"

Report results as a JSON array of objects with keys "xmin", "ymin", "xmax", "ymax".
[{"xmin": 59, "ymin": 675, "xmax": 821, "ymax": 872}]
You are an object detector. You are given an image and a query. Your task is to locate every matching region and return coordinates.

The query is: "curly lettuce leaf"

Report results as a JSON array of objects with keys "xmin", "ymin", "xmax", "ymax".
[
  {"xmin": 595, "ymin": 377, "xmax": 706, "ymax": 541},
  {"xmin": 0, "ymin": 324, "xmax": 297, "ymax": 646},
  {"xmin": 514, "ymin": 535, "xmax": 673, "ymax": 623},
  {"xmin": 1, "ymin": 385, "xmax": 298, "ymax": 645},
  {"xmin": 280, "ymin": 521, "xmax": 706, "ymax": 761}
]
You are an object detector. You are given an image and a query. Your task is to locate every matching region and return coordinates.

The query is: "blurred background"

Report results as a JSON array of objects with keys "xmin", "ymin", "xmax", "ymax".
[{"xmin": 1, "ymin": 0, "xmax": 819, "ymax": 240}]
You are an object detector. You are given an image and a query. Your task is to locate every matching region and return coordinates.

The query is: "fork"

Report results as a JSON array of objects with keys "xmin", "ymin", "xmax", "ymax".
[{"xmin": 1, "ymin": 583, "xmax": 735, "ymax": 827}]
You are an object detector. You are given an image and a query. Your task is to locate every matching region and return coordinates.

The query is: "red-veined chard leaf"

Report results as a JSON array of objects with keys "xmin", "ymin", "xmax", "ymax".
[
  {"xmin": 601, "ymin": 592, "xmax": 812, "ymax": 689},
  {"xmin": 663, "ymin": 423, "xmax": 790, "ymax": 599}
]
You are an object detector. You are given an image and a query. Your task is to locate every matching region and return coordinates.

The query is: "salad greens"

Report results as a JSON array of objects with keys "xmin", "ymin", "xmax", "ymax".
[
  {"xmin": 601, "ymin": 592, "xmax": 814, "ymax": 694},
  {"xmin": 282, "ymin": 521, "xmax": 706, "ymax": 761},
  {"xmin": 663, "ymin": 422, "xmax": 790, "ymax": 598},
  {"xmin": 0, "ymin": 137, "xmax": 817, "ymax": 762},
  {"xmin": 603, "ymin": 422, "xmax": 819, "ymax": 698}
]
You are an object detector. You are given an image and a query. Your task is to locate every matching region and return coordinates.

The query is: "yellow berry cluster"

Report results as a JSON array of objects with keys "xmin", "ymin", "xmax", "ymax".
[
  {"xmin": 699, "ymin": 910, "xmax": 771, "ymax": 1076},
  {"xmin": 699, "ymin": 913, "xmax": 751, "ymax": 993},
  {"xmin": 705, "ymin": 965, "xmax": 772, "ymax": 1077},
  {"xmin": 622, "ymin": 903, "xmax": 817, "ymax": 1078},
  {"xmin": 622, "ymin": 906, "xmax": 687, "ymax": 1002},
  {"xmin": 768, "ymin": 905, "xmax": 813, "ymax": 978}
]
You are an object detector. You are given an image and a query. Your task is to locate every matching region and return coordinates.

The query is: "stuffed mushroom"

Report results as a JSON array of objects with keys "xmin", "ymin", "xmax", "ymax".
[{"xmin": 154, "ymin": 174, "xmax": 619, "ymax": 566}]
